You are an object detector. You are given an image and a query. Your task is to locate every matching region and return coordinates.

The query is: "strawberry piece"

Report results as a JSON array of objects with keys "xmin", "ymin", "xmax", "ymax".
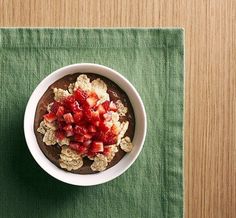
[
  {"xmin": 103, "ymin": 146, "xmax": 112, "ymax": 156},
  {"xmin": 74, "ymin": 125, "xmax": 87, "ymax": 135},
  {"xmin": 73, "ymin": 111, "xmax": 83, "ymax": 123},
  {"xmin": 63, "ymin": 124, "xmax": 73, "ymax": 131},
  {"xmin": 99, "ymin": 121, "xmax": 110, "ymax": 132},
  {"xmin": 93, "ymin": 121, "xmax": 100, "ymax": 127},
  {"xmin": 84, "ymin": 133, "xmax": 93, "ymax": 140},
  {"xmin": 69, "ymin": 142, "xmax": 80, "ymax": 151},
  {"xmin": 77, "ymin": 145, "xmax": 88, "ymax": 154},
  {"xmin": 50, "ymin": 102, "xmax": 61, "ymax": 114},
  {"xmin": 102, "ymin": 131, "xmax": 118, "ymax": 145},
  {"xmin": 83, "ymin": 139, "xmax": 92, "ymax": 147},
  {"xmin": 74, "ymin": 89, "xmax": 88, "ymax": 103},
  {"xmin": 84, "ymin": 108, "xmax": 100, "ymax": 122},
  {"xmin": 43, "ymin": 112, "xmax": 57, "ymax": 123},
  {"xmin": 102, "ymin": 100, "xmax": 110, "ymax": 111},
  {"xmin": 86, "ymin": 96, "xmax": 98, "ymax": 108},
  {"xmin": 74, "ymin": 134, "xmax": 85, "ymax": 143},
  {"xmin": 96, "ymin": 104, "xmax": 106, "ymax": 115},
  {"xmin": 87, "ymin": 125, "xmax": 97, "ymax": 133},
  {"xmin": 63, "ymin": 113, "xmax": 74, "ymax": 124},
  {"xmin": 70, "ymin": 101, "xmax": 81, "ymax": 113},
  {"xmin": 87, "ymin": 151, "xmax": 96, "ymax": 157},
  {"xmin": 109, "ymin": 101, "xmax": 117, "ymax": 111},
  {"xmin": 90, "ymin": 141, "xmax": 104, "ymax": 153},
  {"xmin": 55, "ymin": 130, "xmax": 65, "ymax": 140},
  {"xmin": 56, "ymin": 106, "xmax": 65, "ymax": 117},
  {"xmin": 63, "ymin": 95, "xmax": 76, "ymax": 105}
]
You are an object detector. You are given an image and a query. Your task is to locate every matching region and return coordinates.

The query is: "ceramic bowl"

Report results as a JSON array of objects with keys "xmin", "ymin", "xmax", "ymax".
[{"xmin": 24, "ymin": 63, "xmax": 147, "ymax": 186}]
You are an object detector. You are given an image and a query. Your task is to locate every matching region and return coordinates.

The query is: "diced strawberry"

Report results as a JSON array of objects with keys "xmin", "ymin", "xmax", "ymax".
[
  {"xmin": 93, "ymin": 121, "xmax": 100, "ymax": 127},
  {"xmin": 84, "ymin": 108, "xmax": 100, "ymax": 122},
  {"xmin": 63, "ymin": 124, "xmax": 72, "ymax": 131},
  {"xmin": 84, "ymin": 133, "xmax": 93, "ymax": 140},
  {"xmin": 74, "ymin": 125, "xmax": 87, "ymax": 135},
  {"xmin": 99, "ymin": 121, "xmax": 110, "ymax": 132},
  {"xmin": 103, "ymin": 146, "xmax": 112, "ymax": 156},
  {"xmin": 43, "ymin": 112, "xmax": 57, "ymax": 123},
  {"xmin": 63, "ymin": 95, "xmax": 76, "ymax": 105},
  {"xmin": 70, "ymin": 101, "xmax": 81, "ymax": 113},
  {"xmin": 87, "ymin": 151, "xmax": 96, "ymax": 157},
  {"xmin": 74, "ymin": 134, "xmax": 85, "ymax": 143},
  {"xmin": 90, "ymin": 141, "xmax": 104, "ymax": 153},
  {"xmin": 102, "ymin": 100, "xmax": 110, "ymax": 111},
  {"xmin": 109, "ymin": 101, "xmax": 117, "ymax": 111},
  {"xmin": 57, "ymin": 121, "xmax": 66, "ymax": 130},
  {"xmin": 83, "ymin": 139, "xmax": 92, "ymax": 147},
  {"xmin": 65, "ymin": 130, "xmax": 74, "ymax": 137},
  {"xmin": 56, "ymin": 106, "xmax": 65, "ymax": 117},
  {"xmin": 102, "ymin": 131, "xmax": 118, "ymax": 145},
  {"xmin": 63, "ymin": 113, "xmax": 74, "ymax": 124},
  {"xmin": 77, "ymin": 145, "xmax": 88, "ymax": 155},
  {"xmin": 86, "ymin": 96, "xmax": 98, "ymax": 108},
  {"xmin": 69, "ymin": 142, "xmax": 80, "ymax": 151},
  {"xmin": 73, "ymin": 111, "xmax": 83, "ymax": 123},
  {"xmin": 55, "ymin": 130, "xmax": 65, "ymax": 140},
  {"xmin": 96, "ymin": 104, "xmax": 106, "ymax": 115},
  {"xmin": 50, "ymin": 102, "xmax": 61, "ymax": 114},
  {"xmin": 74, "ymin": 89, "xmax": 88, "ymax": 103},
  {"xmin": 87, "ymin": 125, "xmax": 97, "ymax": 133}
]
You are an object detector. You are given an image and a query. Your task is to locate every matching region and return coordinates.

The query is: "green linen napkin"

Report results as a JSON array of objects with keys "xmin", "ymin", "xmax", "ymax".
[{"xmin": 0, "ymin": 28, "xmax": 184, "ymax": 218}]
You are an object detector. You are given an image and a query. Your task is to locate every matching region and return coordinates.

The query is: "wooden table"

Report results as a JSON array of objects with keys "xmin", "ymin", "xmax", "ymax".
[{"xmin": 1, "ymin": 1, "xmax": 235, "ymax": 217}]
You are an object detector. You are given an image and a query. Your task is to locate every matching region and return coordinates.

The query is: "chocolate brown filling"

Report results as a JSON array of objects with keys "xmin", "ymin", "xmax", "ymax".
[{"xmin": 34, "ymin": 73, "xmax": 135, "ymax": 174}]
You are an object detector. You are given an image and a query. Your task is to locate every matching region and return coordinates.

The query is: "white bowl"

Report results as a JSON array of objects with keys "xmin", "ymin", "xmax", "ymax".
[{"xmin": 24, "ymin": 63, "xmax": 147, "ymax": 186}]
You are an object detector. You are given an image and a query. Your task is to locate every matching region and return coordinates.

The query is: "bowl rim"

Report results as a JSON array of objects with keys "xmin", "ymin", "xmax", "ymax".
[{"xmin": 24, "ymin": 63, "xmax": 147, "ymax": 186}]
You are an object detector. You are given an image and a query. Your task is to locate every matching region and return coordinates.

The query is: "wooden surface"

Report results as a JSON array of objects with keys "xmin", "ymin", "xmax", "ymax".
[{"xmin": 0, "ymin": 0, "xmax": 235, "ymax": 217}]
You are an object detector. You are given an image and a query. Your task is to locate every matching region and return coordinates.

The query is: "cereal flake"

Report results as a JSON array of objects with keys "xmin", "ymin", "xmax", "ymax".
[
  {"xmin": 91, "ymin": 154, "xmax": 108, "ymax": 172},
  {"xmin": 74, "ymin": 74, "xmax": 92, "ymax": 91},
  {"xmin": 120, "ymin": 136, "xmax": 133, "ymax": 152},
  {"xmin": 53, "ymin": 88, "xmax": 70, "ymax": 102},
  {"xmin": 116, "ymin": 100, "xmax": 128, "ymax": 116},
  {"xmin": 43, "ymin": 129, "xmax": 57, "ymax": 145},
  {"xmin": 59, "ymin": 146, "xmax": 83, "ymax": 171}
]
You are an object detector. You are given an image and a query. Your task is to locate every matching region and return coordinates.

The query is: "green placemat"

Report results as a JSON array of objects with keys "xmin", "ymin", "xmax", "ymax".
[{"xmin": 0, "ymin": 28, "xmax": 184, "ymax": 218}]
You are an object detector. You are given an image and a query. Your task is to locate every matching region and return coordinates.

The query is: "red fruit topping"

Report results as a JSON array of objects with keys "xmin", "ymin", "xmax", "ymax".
[
  {"xmin": 50, "ymin": 102, "xmax": 61, "ymax": 114},
  {"xmin": 70, "ymin": 101, "xmax": 81, "ymax": 113},
  {"xmin": 96, "ymin": 104, "xmax": 106, "ymax": 115},
  {"xmin": 43, "ymin": 112, "xmax": 57, "ymax": 123},
  {"xmin": 90, "ymin": 141, "xmax": 104, "ymax": 153},
  {"xmin": 69, "ymin": 142, "xmax": 80, "ymax": 151},
  {"xmin": 63, "ymin": 124, "xmax": 73, "ymax": 131},
  {"xmin": 77, "ymin": 145, "xmax": 88, "ymax": 154},
  {"xmin": 63, "ymin": 113, "xmax": 74, "ymax": 124},
  {"xmin": 74, "ymin": 135, "xmax": 84, "ymax": 143},
  {"xmin": 63, "ymin": 96, "xmax": 76, "ymax": 105},
  {"xmin": 55, "ymin": 130, "xmax": 65, "ymax": 140},
  {"xmin": 56, "ymin": 106, "xmax": 65, "ymax": 117},
  {"xmin": 109, "ymin": 101, "xmax": 117, "ymax": 111},
  {"xmin": 102, "ymin": 131, "xmax": 118, "ymax": 145},
  {"xmin": 83, "ymin": 140, "xmax": 92, "ymax": 147},
  {"xmin": 74, "ymin": 89, "xmax": 88, "ymax": 103},
  {"xmin": 99, "ymin": 121, "xmax": 110, "ymax": 132},
  {"xmin": 84, "ymin": 133, "xmax": 93, "ymax": 140},
  {"xmin": 86, "ymin": 96, "xmax": 98, "ymax": 108},
  {"xmin": 74, "ymin": 125, "xmax": 87, "ymax": 135},
  {"xmin": 87, "ymin": 151, "xmax": 96, "ymax": 157},
  {"xmin": 103, "ymin": 146, "xmax": 112, "ymax": 156},
  {"xmin": 73, "ymin": 111, "xmax": 83, "ymax": 123},
  {"xmin": 102, "ymin": 100, "xmax": 110, "ymax": 111},
  {"xmin": 87, "ymin": 125, "xmax": 97, "ymax": 133}
]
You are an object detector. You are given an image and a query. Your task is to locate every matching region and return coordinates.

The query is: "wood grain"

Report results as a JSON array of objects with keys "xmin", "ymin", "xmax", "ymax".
[{"xmin": 0, "ymin": 0, "xmax": 235, "ymax": 217}]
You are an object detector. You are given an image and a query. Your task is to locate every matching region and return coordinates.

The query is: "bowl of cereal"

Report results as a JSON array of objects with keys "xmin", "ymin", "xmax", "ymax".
[{"xmin": 24, "ymin": 63, "xmax": 146, "ymax": 186}]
